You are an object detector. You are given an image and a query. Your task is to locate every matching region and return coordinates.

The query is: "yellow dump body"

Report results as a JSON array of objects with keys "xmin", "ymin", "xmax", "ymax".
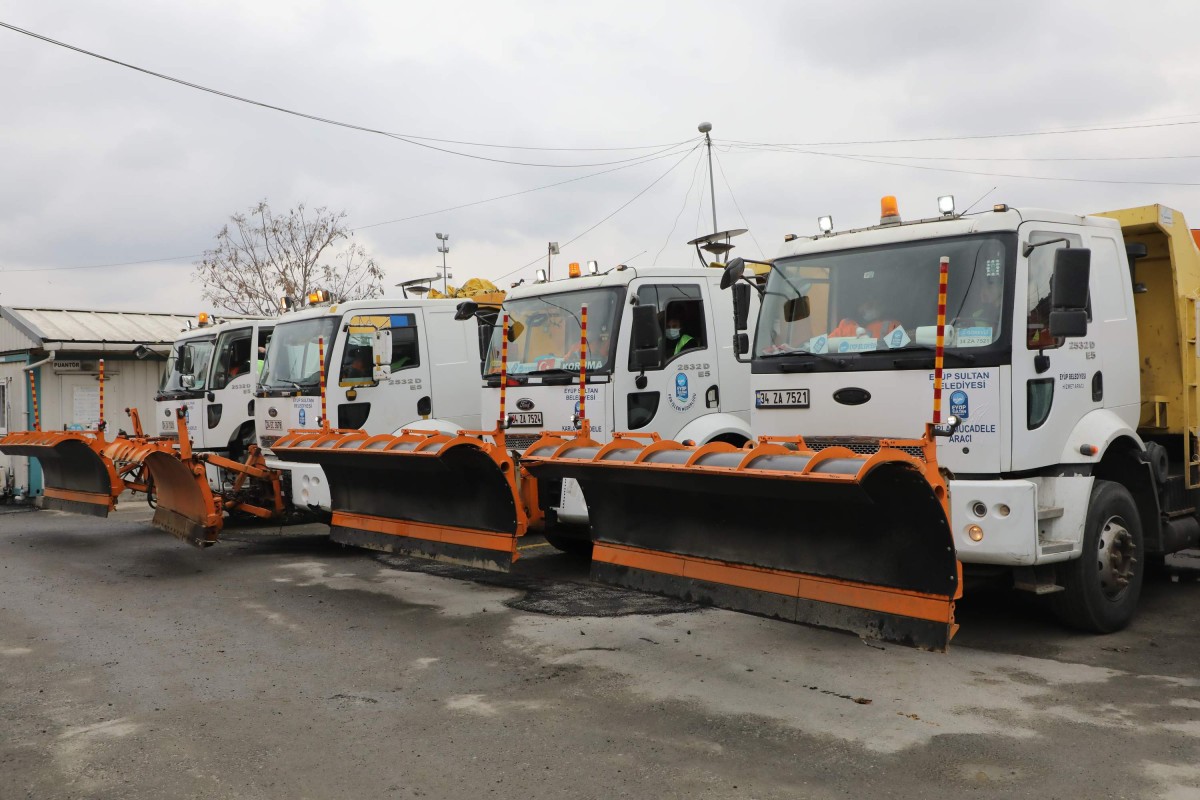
[{"xmin": 1095, "ymin": 207, "xmax": 1200, "ymax": 462}]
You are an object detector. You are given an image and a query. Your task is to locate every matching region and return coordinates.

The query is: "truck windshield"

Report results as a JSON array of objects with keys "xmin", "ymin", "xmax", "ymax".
[
  {"xmin": 261, "ymin": 316, "xmax": 340, "ymax": 389},
  {"xmin": 755, "ymin": 233, "xmax": 1014, "ymax": 360},
  {"xmin": 160, "ymin": 337, "xmax": 215, "ymax": 392},
  {"xmin": 487, "ymin": 287, "xmax": 624, "ymax": 375}
]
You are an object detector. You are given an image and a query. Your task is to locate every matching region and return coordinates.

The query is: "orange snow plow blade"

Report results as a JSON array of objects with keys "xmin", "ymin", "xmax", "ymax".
[
  {"xmin": 0, "ymin": 431, "xmax": 122, "ymax": 516},
  {"xmin": 522, "ymin": 431, "xmax": 961, "ymax": 651},
  {"xmin": 138, "ymin": 446, "xmax": 224, "ymax": 546},
  {"xmin": 271, "ymin": 428, "xmax": 540, "ymax": 571}
]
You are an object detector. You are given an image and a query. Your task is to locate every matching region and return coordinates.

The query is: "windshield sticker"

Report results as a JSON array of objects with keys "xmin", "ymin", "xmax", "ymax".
[
  {"xmin": 956, "ymin": 326, "xmax": 993, "ymax": 347},
  {"xmin": 882, "ymin": 327, "xmax": 911, "ymax": 349},
  {"xmin": 828, "ymin": 337, "xmax": 879, "ymax": 353}
]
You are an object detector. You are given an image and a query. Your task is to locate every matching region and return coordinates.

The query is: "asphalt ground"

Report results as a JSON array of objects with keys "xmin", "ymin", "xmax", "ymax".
[{"xmin": 1, "ymin": 502, "xmax": 1199, "ymax": 799}]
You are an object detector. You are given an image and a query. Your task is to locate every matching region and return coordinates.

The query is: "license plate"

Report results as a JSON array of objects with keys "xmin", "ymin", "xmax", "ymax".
[
  {"xmin": 755, "ymin": 389, "xmax": 810, "ymax": 408},
  {"xmin": 508, "ymin": 412, "xmax": 543, "ymax": 427},
  {"xmin": 263, "ymin": 419, "xmax": 284, "ymax": 431}
]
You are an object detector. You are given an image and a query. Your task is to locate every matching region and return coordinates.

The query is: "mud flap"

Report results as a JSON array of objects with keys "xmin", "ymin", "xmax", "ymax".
[
  {"xmin": 273, "ymin": 430, "xmax": 531, "ymax": 571},
  {"xmin": 0, "ymin": 432, "xmax": 120, "ymax": 516},
  {"xmin": 140, "ymin": 450, "xmax": 222, "ymax": 546},
  {"xmin": 523, "ymin": 437, "xmax": 960, "ymax": 650}
]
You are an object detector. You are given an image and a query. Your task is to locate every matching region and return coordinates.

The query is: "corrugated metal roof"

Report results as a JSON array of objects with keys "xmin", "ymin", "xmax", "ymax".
[{"xmin": 0, "ymin": 307, "xmax": 259, "ymax": 348}]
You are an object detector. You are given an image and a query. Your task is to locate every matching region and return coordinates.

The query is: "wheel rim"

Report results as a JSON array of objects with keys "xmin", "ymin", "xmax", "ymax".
[{"xmin": 1096, "ymin": 515, "xmax": 1137, "ymax": 600}]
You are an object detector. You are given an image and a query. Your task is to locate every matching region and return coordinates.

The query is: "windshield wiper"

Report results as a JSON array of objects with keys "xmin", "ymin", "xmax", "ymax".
[
  {"xmin": 863, "ymin": 344, "xmax": 977, "ymax": 364},
  {"xmin": 759, "ymin": 350, "xmax": 847, "ymax": 368}
]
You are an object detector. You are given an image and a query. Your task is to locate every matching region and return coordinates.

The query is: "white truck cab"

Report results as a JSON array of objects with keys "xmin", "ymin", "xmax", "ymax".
[
  {"xmin": 482, "ymin": 265, "xmax": 757, "ymax": 530},
  {"xmin": 255, "ymin": 297, "xmax": 490, "ymax": 509},
  {"xmin": 156, "ymin": 317, "xmax": 273, "ymax": 458}
]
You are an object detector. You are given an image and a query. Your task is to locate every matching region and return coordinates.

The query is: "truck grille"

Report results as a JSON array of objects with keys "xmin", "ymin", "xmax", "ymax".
[
  {"xmin": 505, "ymin": 434, "xmax": 541, "ymax": 453},
  {"xmin": 802, "ymin": 437, "xmax": 926, "ymax": 462}
]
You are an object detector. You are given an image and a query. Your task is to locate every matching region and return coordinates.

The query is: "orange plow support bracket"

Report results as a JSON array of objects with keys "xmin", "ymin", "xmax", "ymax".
[
  {"xmin": 0, "ymin": 431, "xmax": 122, "ymax": 516},
  {"xmin": 522, "ymin": 433, "xmax": 961, "ymax": 651},
  {"xmin": 271, "ymin": 428, "xmax": 542, "ymax": 571}
]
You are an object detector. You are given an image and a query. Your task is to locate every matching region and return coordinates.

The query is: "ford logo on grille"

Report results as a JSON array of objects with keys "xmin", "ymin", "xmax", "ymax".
[
  {"xmin": 516, "ymin": 398, "xmax": 535, "ymax": 411},
  {"xmin": 833, "ymin": 387, "xmax": 871, "ymax": 406},
  {"xmin": 268, "ymin": 407, "xmax": 278, "ymax": 417}
]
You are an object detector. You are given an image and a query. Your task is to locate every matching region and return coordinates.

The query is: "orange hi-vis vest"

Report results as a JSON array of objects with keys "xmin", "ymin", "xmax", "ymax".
[{"xmin": 829, "ymin": 318, "xmax": 901, "ymax": 338}]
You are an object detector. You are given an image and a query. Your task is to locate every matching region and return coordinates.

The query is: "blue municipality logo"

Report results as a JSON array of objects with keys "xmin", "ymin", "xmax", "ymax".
[
  {"xmin": 675, "ymin": 371, "xmax": 689, "ymax": 401},
  {"xmin": 298, "ymin": 407, "xmax": 307, "ymax": 426},
  {"xmin": 949, "ymin": 390, "xmax": 969, "ymax": 419}
]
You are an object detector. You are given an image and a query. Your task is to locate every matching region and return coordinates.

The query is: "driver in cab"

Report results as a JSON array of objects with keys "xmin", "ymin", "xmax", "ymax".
[
  {"xmin": 830, "ymin": 297, "xmax": 901, "ymax": 339},
  {"xmin": 665, "ymin": 313, "xmax": 699, "ymax": 357}
]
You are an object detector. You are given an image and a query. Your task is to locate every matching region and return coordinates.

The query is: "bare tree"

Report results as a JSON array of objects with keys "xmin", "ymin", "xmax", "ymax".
[{"xmin": 194, "ymin": 201, "xmax": 385, "ymax": 315}]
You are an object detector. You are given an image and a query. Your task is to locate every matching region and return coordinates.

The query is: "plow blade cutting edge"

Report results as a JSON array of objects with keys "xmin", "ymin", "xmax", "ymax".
[
  {"xmin": 271, "ymin": 429, "xmax": 536, "ymax": 571},
  {"xmin": 522, "ymin": 434, "xmax": 961, "ymax": 650},
  {"xmin": 0, "ymin": 431, "xmax": 121, "ymax": 516}
]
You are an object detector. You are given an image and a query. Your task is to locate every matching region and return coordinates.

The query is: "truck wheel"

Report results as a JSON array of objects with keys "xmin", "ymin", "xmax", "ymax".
[{"xmin": 1051, "ymin": 480, "xmax": 1144, "ymax": 633}]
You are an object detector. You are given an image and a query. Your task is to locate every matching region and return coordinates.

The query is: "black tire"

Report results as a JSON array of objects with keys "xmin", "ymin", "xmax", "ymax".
[
  {"xmin": 1051, "ymin": 480, "xmax": 1145, "ymax": 633},
  {"xmin": 544, "ymin": 528, "xmax": 593, "ymax": 558}
]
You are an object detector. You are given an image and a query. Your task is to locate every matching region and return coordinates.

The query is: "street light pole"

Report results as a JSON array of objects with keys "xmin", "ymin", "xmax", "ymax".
[
  {"xmin": 699, "ymin": 121, "xmax": 717, "ymax": 235},
  {"xmin": 435, "ymin": 232, "xmax": 450, "ymax": 294}
]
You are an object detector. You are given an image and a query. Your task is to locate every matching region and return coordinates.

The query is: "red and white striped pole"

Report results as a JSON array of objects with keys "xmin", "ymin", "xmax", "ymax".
[
  {"xmin": 98, "ymin": 358, "xmax": 106, "ymax": 431},
  {"xmin": 28, "ymin": 371, "xmax": 40, "ymax": 432},
  {"xmin": 317, "ymin": 336, "xmax": 328, "ymax": 430},
  {"xmin": 577, "ymin": 303, "xmax": 588, "ymax": 428},
  {"xmin": 498, "ymin": 313, "xmax": 510, "ymax": 428},
  {"xmin": 933, "ymin": 257, "xmax": 949, "ymax": 424}
]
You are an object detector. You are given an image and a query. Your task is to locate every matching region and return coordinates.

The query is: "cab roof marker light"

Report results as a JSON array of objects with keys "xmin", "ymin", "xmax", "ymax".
[
  {"xmin": 586, "ymin": 260, "xmax": 599, "ymax": 275},
  {"xmin": 783, "ymin": 233, "xmax": 798, "ymax": 242},
  {"xmin": 568, "ymin": 262, "xmax": 581, "ymax": 278},
  {"xmin": 938, "ymin": 195, "xmax": 955, "ymax": 216},
  {"xmin": 198, "ymin": 312, "xmax": 210, "ymax": 327},
  {"xmin": 880, "ymin": 196, "xmax": 901, "ymax": 226},
  {"xmin": 818, "ymin": 215, "xmax": 834, "ymax": 234},
  {"xmin": 534, "ymin": 268, "xmax": 548, "ymax": 283},
  {"xmin": 993, "ymin": 203, "xmax": 1009, "ymax": 213}
]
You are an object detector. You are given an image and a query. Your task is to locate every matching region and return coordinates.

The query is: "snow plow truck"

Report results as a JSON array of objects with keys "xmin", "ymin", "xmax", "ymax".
[{"xmin": 521, "ymin": 199, "xmax": 1200, "ymax": 650}]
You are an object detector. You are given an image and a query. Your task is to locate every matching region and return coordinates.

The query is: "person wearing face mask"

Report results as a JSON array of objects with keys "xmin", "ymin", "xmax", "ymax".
[{"xmin": 664, "ymin": 314, "xmax": 697, "ymax": 356}]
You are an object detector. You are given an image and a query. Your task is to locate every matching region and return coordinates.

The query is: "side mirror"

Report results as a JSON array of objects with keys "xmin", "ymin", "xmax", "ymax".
[
  {"xmin": 734, "ymin": 332, "xmax": 750, "ymax": 356},
  {"xmin": 720, "ymin": 258, "xmax": 746, "ymax": 291},
  {"xmin": 454, "ymin": 300, "xmax": 479, "ymax": 321},
  {"xmin": 631, "ymin": 304, "xmax": 662, "ymax": 370},
  {"xmin": 372, "ymin": 328, "xmax": 393, "ymax": 379},
  {"xmin": 1125, "ymin": 242, "xmax": 1147, "ymax": 261},
  {"xmin": 783, "ymin": 295, "xmax": 811, "ymax": 323},
  {"xmin": 732, "ymin": 283, "xmax": 751, "ymax": 332},
  {"xmin": 180, "ymin": 374, "xmax": 195, "ymax": 389},
  {"xmin": 1049, "ymin": 247, "xmax": 1090, "ymax": 338}
]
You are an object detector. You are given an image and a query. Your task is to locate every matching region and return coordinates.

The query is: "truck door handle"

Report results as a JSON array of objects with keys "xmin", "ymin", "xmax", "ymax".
[{"xmin": 706, "ymin": 385, "xmax": 719, "ymax": 409}]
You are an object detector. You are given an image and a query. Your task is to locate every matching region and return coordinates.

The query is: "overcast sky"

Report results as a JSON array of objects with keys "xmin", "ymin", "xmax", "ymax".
[{"xmin": 3, "ymin": 0, "xmax": 1200, "ymax": 314}]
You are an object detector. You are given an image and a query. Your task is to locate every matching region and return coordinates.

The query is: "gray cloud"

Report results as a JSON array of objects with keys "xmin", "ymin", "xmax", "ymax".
[{"xmin": 1, "ymin": 0, "xmax": 1199, "ymax": 314}]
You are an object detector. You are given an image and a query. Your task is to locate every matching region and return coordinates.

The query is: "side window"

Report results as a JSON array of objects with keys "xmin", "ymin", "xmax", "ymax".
[
  {"xmin": 256, "ymin": 329, "xmax": 272, "ymax": 377},
  {"xmin": 340, "ymin": 314, "xmax": 421, "ymax": 385},
  {"xmin": 210, "ymin": 330, "xmax": 253, "ymax": 390},
  {"xmin": 1025, "ymin": 231, "xmax": 1082, "ymax": 350},
  {"xmin": 631, "ymin": 284, "xmax": 708, "ymax": 370}
]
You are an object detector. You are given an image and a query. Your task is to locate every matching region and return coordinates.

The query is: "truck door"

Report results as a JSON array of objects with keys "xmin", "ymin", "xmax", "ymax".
[
  {"xmin": 334, "ymin": 310, "xmax": 431, "ymax": 433},
  {"xmin": 615, "ymin": 281, "xmax": 717, "ymax": 436},
  {"xmin": 1010, "ymin": 226, "xmax": 1101, "ymax": 471},
  {"xmin": 208, "ymin": 326, "xmax": 256, "ymax": 451}
]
